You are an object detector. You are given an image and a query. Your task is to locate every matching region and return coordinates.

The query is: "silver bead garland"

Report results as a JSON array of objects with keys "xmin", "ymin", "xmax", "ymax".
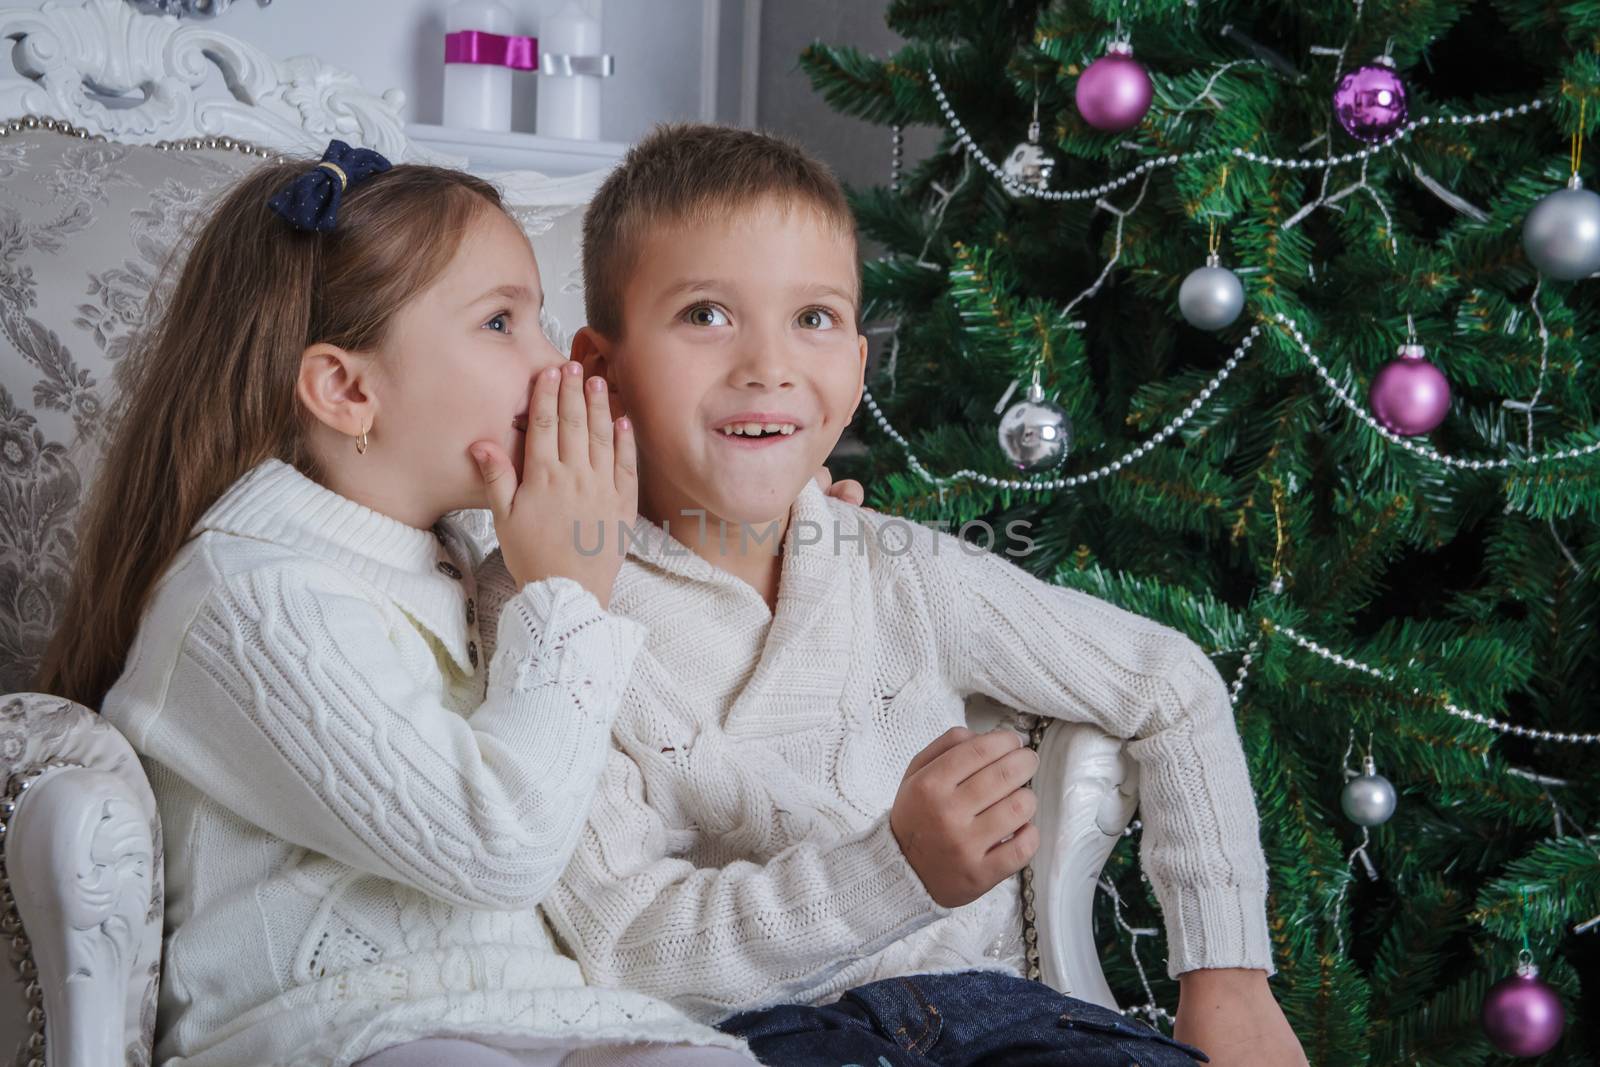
[
  {"xmin": 1273, "ymin": 312, "xmax": 1600, "ymax": 471},
  {"xmin": 863, "ymin": 323, "xmax": 1261, "ymax": 493},
  {"xmin": 1276, "ymin": 623, "xmax": 1600, "ymax": 745},
  {"xmin": 890, "ymin": 123, "xmax": 904, "ymax": 193},
  {"xmin": 925, "ymin": 64, "xmax": 1547, "ymax": 203},
  {"xmin": 863, "ymin": 311, "xmax": 1600, "ymax": 498}
]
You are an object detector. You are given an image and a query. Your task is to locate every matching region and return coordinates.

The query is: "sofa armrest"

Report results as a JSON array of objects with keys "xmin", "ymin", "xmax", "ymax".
[
  {"xmin": 1031, "ymin": 719, "xmax": 1138, "ymax": 1009},
  {"xmin": 964, "ymin": 694, "xmax": 1137, "ymax": 1010},
  {"xmin": 1, "ymin": 694, "xmax": 162, "ymax": 1067}
]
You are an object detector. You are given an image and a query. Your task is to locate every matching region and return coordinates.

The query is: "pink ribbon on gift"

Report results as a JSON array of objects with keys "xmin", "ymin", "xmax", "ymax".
[{"xmin": 444, "ymin": 30, "xmax": 539, "ymax": 72}]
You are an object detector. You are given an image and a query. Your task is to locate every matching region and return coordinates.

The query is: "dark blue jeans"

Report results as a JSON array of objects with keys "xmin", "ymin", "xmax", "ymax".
[{"xmin": 716, "ymin": 970, "xmax": 1208, "ymax": 1067}]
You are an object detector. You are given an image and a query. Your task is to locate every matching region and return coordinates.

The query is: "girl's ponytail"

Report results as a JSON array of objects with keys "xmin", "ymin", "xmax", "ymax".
[{"xmin": 36, "ymin": 157, "xmax": 502, "ymax": 707}]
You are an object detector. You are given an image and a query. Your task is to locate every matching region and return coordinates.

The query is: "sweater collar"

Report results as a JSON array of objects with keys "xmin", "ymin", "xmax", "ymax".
[
  {"xmin": 194, "ymin": 459, "xmax": 477, "ymax": 678},
  {"xmin": 622, "ymin": 479, "xmax": 856, "ymax": 735},
  {"xmin": 623, "ymin": 477, "xmax": 836, "ymax": 587}
]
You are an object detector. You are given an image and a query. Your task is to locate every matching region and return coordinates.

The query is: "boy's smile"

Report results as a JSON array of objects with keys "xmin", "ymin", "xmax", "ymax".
[{"xmin": 578, "ymin": 197, "xmax": 867, "ymax": 541}]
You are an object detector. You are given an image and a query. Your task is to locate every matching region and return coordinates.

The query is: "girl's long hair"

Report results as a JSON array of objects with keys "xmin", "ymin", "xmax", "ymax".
[{"xmin": 35, "ymin": 157, "xmax": 504, "ymax": 708}]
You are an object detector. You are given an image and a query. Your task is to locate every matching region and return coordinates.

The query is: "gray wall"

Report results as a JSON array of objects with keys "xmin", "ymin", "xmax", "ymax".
[{"xmin": 754, "ymin": 0, "xmax": 938, "ymax": 192}]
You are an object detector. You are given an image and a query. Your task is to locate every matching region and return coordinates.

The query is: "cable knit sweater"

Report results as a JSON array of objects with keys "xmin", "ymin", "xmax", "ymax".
[
  {"xmin": 99, "ymin": 460, "xmax": 747, "ymax": 1067},
  {"xmin": 476, "ymin": 479, "xmax": 1275, "ymax": 1025}
]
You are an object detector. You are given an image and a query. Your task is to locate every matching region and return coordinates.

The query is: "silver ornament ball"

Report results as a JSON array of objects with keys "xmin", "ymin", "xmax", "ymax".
[
  {"xmin": 1002, "ymin": 123, "xmax": 1055, "ymax": 195},
  {"xmin": 1522, "ymin": 175, "xmax": 1600, "ymax": 281},
  {"xmin": 998, "ymin": 385, "xmax": 1072, "ymax": 472},
  {"xmin": 1341, "ymin": 762, "xmax": 1397, "ymax": 827},
  {"xmin": 1178, "ymin": 257, "xmax": 1246, "ymax": 330}
]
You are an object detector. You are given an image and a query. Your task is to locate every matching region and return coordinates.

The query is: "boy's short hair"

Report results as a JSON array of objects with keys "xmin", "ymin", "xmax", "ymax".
[{"xmin": 582, "ymin": 122, "xmax": 858, "ymax": 338}]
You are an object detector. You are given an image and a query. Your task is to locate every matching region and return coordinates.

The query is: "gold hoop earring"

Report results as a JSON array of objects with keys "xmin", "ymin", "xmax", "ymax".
[{"xmin": 355, "ymin": 422, "xmax": 369, "ymax": 455}]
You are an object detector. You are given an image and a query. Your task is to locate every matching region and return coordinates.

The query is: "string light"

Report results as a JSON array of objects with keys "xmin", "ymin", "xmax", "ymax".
[{"xmin": 1097, "ymin": 874, "xmax": 1174, "ymax": 1029}]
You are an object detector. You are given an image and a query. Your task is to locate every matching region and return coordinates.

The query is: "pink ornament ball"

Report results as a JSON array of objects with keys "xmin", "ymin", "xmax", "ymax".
[
  {"xmin": 1482, "ymin": 973, "xmax": 1565, "ymax": 1058},
  {"xmin": 1075, "ymin": 46, "xmax": 1153, "ymax": 132},
  {"xmin": 1333, "ymin": 61, "xmax": 1409, "ymax": 143},
  {"xmin": 1370, "ymin": 345, "xmax": 1450, "ymax": 436}
]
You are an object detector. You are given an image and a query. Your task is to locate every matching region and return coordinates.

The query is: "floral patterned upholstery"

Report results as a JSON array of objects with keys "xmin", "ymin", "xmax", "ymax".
[{"xmin": 0, "ymin": 129, "xmax": 261, "ymax": 691}]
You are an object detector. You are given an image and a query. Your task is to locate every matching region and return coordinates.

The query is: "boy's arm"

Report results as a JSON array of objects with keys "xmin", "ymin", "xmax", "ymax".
[
  {"xmin": 1175, "ymin": 968, "xmax": 1310, "ymax": 1066},
  {"xmin": 910, "ymin": 531, "xmax": 1274, "ymax": 978},
  {"xmin": 541, "ymin": 744, "xmax": 951, "ymax": 1023}
]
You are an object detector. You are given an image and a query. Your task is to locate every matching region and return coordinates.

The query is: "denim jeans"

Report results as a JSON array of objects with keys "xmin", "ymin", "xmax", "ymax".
[{"xmin": 716, "ymin": 970, "xmax": 1208, "ymax": 1067}]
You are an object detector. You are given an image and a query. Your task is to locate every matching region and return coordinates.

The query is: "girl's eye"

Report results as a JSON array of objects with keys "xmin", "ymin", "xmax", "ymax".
[
  {"xmin": 797, "ymin": 307, "xmax": 839, "ymax": 331},
  {"xmin": 483, "ymin": 311, "xmax": 512, "ymax": 333},
  {"xmin": 685, "ymin": 304, "xmax": 730, "ymax": 327}
]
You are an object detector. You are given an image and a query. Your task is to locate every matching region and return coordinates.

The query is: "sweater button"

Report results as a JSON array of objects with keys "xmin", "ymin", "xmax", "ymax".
[
  {"xmin": 467, "ymin": 641, "xmax": 478, "ymax": 668},
  {"xmin": 437, "ymin": 560, "xmax": 462, "ymax": 579},
  {"xmin": 466, "ymin": 598, "xmax": 476, "ymax": 624}
]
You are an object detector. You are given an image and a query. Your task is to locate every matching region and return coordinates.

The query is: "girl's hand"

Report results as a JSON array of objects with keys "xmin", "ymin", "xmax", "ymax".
[
  {"xmin": 470, "ymin": 362, "xmax": 637, "ymax": 611},
  {"xmin": 813, "ymin": 465, "xmax": 867, "ymax": 508}
]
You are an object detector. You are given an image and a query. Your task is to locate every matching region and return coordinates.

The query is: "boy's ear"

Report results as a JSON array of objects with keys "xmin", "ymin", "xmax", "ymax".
[
  {"xmin": 571, "ymin": 326, "xmax": 618, "ymax": 391},
  {"xmin": 850, "ymin": 333, "xmax": 869, "ymax": 415},
  {"xmin": 297, "ymin": 342, "xmax": 376, "ymax": 439}
]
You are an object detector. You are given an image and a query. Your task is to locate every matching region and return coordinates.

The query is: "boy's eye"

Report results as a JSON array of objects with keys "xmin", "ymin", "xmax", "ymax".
[
  {"xmin": 483, "ymin": 311, "xmax": 512, "ymax": 333},
  {"xmin": 797, "ymin": 307, "xmax": 839, "ymax": 331},
  {"xmin": 684, "ymin": 304, "xmax": 730, "ymax": 327}
]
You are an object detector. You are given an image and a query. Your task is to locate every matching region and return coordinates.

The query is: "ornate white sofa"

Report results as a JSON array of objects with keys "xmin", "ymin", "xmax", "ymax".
[{"xmin": 0, "ymin": 2, "xmax": 1140, "ymax": 1065}]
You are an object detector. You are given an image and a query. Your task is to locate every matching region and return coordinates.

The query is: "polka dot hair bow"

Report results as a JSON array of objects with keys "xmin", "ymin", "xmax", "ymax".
[{"xmin": 268, "ymin": 139, "xmax": 393, "ymax": 233}]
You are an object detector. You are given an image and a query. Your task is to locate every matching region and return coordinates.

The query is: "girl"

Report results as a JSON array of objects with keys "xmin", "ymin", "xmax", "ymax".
[{"xmin": 35, "ymin": 141, "xmax": 760, "ymax": 1067}]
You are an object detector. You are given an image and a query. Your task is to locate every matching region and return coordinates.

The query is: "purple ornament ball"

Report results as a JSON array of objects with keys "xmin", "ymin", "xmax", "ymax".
[
  {"xmin": 1482, "ymin": 973, "xmax": 1565, "ymax": 1057},
  {"xmin": 1075, "ymin": 46, "xmax": 1153, "ymax": 132},
  {"xmin": 1333, "ymin": 62, "xmax": 1409, "ymax": 143},
  {"xmin": 1370, "ymin": 345, "xmax": 1450, "ymax": 436}
]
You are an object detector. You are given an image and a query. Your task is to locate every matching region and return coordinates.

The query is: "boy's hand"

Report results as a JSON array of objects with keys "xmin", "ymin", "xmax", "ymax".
[
  {"xmin": 470, "ymin": 362, "xmax": 637, "ymax": 611},
  {"xmin": 889, "ymin": 726, "xmax": 1040, "ymax": 908},
  {"xmin": 1174, "ymin": 968, "xmax": 1308, "ymax": 1067},
  {"xmin": 812, "ymin": 465, "xmax": 868, "ymax": 508}
]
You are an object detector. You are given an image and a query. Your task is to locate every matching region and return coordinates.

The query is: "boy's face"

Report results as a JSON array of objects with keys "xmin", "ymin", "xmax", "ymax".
[{"xmin": 581, "ymin": 198, "xmax": 868, "ymax": 528}]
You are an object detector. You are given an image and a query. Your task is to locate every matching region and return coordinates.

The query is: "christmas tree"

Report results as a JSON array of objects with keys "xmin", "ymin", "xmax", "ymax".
[{"xmin": 801, "ymin": 1, "xmax": 1600, "ymax": 1063}]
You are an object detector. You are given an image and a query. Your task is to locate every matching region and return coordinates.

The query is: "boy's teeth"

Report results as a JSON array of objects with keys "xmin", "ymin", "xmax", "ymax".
[{"xmin": 720, "ymin": 422, "xmax": 797, "ymax": 436}]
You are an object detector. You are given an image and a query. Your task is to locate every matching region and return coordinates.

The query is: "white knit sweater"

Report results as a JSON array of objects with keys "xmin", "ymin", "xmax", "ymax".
[
  {"xmin": 99, "ymin": 460, "xmax": 747, "ymax": 1067},
  {"xmin": 477, "ymin": 479, "xmax": 1275, "ymax": 1025}
]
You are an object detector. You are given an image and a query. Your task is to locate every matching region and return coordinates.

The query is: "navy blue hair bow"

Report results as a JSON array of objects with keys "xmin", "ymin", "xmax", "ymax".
[{"xmin": 268, "ymin": 139, "xmax": 392, "ymax": 233}]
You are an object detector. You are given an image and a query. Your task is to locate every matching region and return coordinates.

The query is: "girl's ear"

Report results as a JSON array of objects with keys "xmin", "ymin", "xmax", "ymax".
[{"xmin": 297, "ymin": 342, "xmax": 377, "ymax": 438}]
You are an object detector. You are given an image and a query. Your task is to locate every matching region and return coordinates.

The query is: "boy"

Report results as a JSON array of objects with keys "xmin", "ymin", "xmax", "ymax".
[{"xmin": 478, "ymin": 124, "xmax": 1307, "ymax": 1066}]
